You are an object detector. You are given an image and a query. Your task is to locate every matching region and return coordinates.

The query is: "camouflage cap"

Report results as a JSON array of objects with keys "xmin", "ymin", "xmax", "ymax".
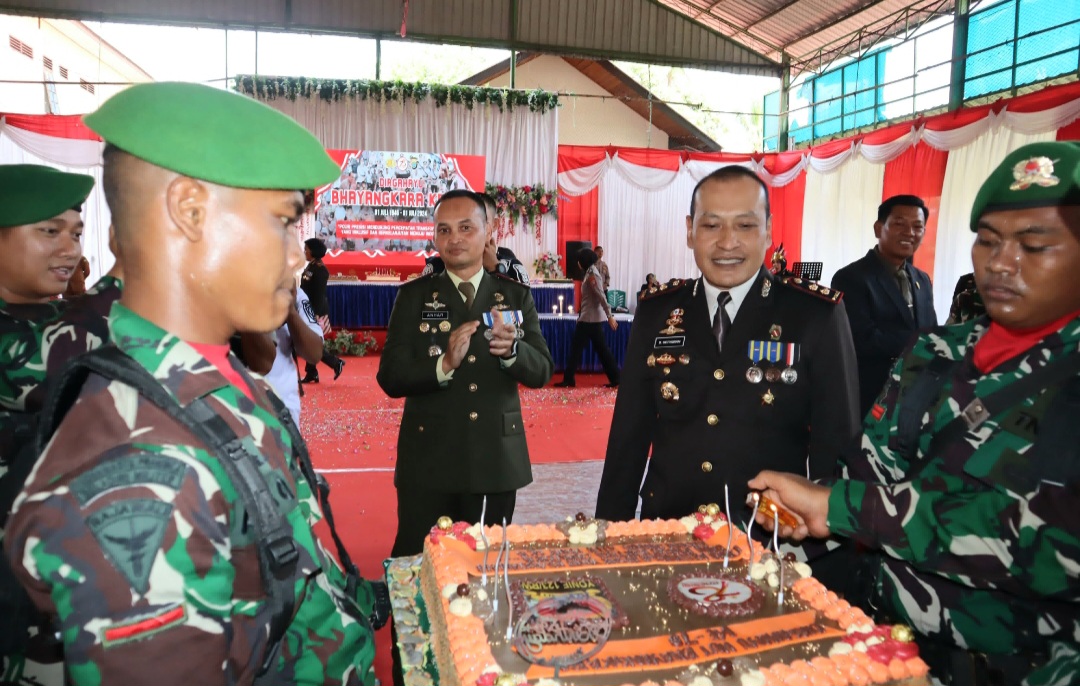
[
  {"xmin": 0, "ymin": 164, "xmax": 94, "ymax": 228},
  {"xmin": 969, "ymin": 141, "xmax": 1080, "ymax": 229},
  {"xmin": 83, "ymin": 82, "xmax": 340, "ymax": 190}
]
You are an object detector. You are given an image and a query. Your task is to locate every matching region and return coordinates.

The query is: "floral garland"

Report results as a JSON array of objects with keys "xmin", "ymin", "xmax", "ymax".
[
  {"xmin": 484, "ymin": 183, "xmax": 558, "ymax": 243},
  {"xmin": 234, "ymin": 75, "xmax": 559, "ymax": 114},
  {"xmin": 325, "ymin": 329, "xmax": 378, "ymax": 357},
  {"xmin": 532, "ymin": 250, "xmax": 564, "ymax": 281}
]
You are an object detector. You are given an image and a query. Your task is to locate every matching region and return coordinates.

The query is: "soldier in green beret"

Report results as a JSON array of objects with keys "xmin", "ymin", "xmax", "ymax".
[
  {"xmin": 0, "ymin": 164, "xmax": 123, "ymax": 464},
  {"xmin": 750, "ymin": 141, "xmax": 1080, "ymax": 685},
  {"xmin": 4, "ymin": 83, "xmax": 380, "ymax": 686}
]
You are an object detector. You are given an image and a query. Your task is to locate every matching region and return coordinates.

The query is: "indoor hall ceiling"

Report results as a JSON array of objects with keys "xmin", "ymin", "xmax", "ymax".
[{"xmin": 0, "ymin": 0, "xmax": 956, "ymax": 78}]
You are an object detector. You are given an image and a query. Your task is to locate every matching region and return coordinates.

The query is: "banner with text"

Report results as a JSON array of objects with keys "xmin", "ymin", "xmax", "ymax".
[{"xmin": 312, "ymin": 150, "xmax": 485, "ymax": 276}]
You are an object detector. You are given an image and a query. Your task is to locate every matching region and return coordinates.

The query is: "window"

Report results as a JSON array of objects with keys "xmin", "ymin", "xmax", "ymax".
[
  {"xmin": 9, "ymin": 35, "xmax": 33, "ymax": 59},
  {"xmin": 43, "ymin": 55, "xmax": 52, "ymax": 70},
  {"xmin": 59, "ymin": 66, "xmax": 68, "ymax": 79},
  {"xmin": 79, "ymin": 79, "xmax": 95, "ymax": 95}
]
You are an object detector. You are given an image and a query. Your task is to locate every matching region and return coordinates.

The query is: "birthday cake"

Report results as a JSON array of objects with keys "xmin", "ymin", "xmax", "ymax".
[{"xmin": 400, "ymin": 509, "xmax": 930, "ymax": 686}]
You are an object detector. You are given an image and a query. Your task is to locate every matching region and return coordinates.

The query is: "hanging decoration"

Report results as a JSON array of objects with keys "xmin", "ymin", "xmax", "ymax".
[
  {"xmin": 234, "ymin": 75, "xmax": 559, "ymax": 114},
  {"xmin": 485, "ymin": 183, "xmax": 558, "ymax": 243}
]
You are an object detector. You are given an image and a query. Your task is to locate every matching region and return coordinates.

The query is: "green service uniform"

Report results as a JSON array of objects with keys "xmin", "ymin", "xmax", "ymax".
[
  {"xmin": 377, "ymin": 270, "xmax": 553, "ymax": 556},
  {"xmin": 5, "ymin": 305, "xmax": 377, "ymax": 685}
]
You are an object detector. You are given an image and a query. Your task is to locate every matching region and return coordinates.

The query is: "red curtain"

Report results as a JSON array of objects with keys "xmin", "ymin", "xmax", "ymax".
[
  {"xmin": 1, "ymin": 113, "xmax": 100, "ymax": 140},
  {"xmin": 882, "ymin": 142, "xmax": 949, "ymax": 277},
  {"xmin": 1057, "ymin": 119, "xmax": 1080, "ymax": 140},
  {"xmin": 762, "ymin": 152, "xmax": 807, "ymax": 265},
  {"xmin": 556, "ymin": 186, "xmax": 599, "ymax": 260}
]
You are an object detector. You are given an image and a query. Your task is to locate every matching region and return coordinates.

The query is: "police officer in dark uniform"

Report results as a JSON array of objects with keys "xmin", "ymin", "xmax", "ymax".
[{"xmin": 595, "ymin": 166, "xmax": 860, "ymax": 525}]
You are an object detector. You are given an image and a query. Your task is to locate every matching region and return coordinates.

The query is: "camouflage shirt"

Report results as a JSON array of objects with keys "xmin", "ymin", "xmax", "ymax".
[
  {"xmin": 4, "ymin": 304, "xmax": 376, "ymax": 686},
  {"xmin": 0, "ymin": 276, "xmax": 122, "ymax": 465},
  {"xmin": 828, "ymin": 315, "xmax": 1080, "ymax": 685}
]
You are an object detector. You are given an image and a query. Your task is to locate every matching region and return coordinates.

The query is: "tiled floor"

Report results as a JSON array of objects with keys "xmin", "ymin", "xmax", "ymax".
[{"xmin": 514, "ymin": 460, "xmax": 608, "ymax": 524}]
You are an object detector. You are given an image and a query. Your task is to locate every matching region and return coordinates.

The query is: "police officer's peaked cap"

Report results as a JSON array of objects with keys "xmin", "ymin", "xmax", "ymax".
[
  {"xmin": 84, "ymin": 82, "xmax": 340, "ymax": 190},
  {"xmin": 0, "ymin": 164, "xmax": 94, "ymax": 228},
  {"xmin": 970, "ymin": 141, "xmax": 1080, "ymax": 229}
]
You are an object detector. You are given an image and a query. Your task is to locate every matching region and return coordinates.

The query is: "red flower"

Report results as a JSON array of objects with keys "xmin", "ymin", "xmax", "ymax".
[
  {"xmin": 451, "ymin": 521, "xmax": 470, "ymax": 536},
  {"xmin": 523, "ymin": 185, "xmax": 532, "ymax": 192},
  {"xmin": 476, "ymin": 673, "xmax": 498, "ymax": 686},
  {"xmin": 459, "ymin": 533, "xmax": 478, "ymax": 550},
  {"xmin": 692, "ymin": 524, "xmax": 714, "ymax": 541}
]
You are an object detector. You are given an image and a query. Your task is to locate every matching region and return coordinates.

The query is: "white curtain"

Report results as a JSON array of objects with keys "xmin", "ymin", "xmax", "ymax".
[
  {"xmin": 0, "ymin": 123, "xmax": 113, "ymax": 283},
  {"xmin": 800, "ymin": 155, "xmax": 887, "ymax": 288},
  {"xmin": 258, "ymin": 97, "xmax": 559, "ymax": 272},
  {"xmin": 597, "ymin": 167, "xmax": 698, "ymax": 312},
  {"xmin": 597, "ymin": 159, "xmax": 758, "ymax": 313},
  {"xmin": 932, "ymin": 127, "xmax": 1056, "ymax": 319}
]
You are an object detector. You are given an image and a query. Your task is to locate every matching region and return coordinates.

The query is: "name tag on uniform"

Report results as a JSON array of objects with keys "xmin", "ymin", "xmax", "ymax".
[
  {"xmin": 422, "ymin": 310, "xmax": 450, "ymax": 321},
  {"xmin": 654, "ymin": 336, "xmax": 686, "ymax": 349}
]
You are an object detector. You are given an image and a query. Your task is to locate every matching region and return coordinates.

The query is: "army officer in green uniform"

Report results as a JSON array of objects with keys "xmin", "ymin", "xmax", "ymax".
[
  {"xmin": 378, "ymin": 190, "xmax": 553, "ymax": 557},
  {"xmin": 750, "ymin": 141, "xmax": 1080, "ymax": 686},
  {"xmin": 5, "ymin": 83, "xmax": 380, "ymax": 686}
]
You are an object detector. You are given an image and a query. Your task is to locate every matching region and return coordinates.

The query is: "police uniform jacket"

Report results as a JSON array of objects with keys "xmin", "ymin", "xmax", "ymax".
[
  {"xmin": 377, "ymin": 271, "xmax": 553, "ymax": 494},
  {"xmin": 595, "ymin": 268, "xmax": 860, "ymax": 521}
]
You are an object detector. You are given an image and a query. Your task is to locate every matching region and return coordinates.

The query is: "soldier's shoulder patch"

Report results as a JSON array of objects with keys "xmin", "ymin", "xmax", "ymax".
[
  {"xmin": 639, "ymin": 277, "xmax": 692, "ymax": 301},
  {"xmin": 781, "ymin": 276, "xmax": 843, "ymax": 304},
  {"xmin": 301, "ymin": 299, "xmax": 318, "ymax": 324},
  {"xmin": 86, "ymin": 498, "xmax": 174, "ymax": 595}
]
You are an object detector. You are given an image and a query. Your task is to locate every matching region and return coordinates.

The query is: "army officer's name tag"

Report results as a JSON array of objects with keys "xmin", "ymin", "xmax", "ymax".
[
  {"xmin": 421, "ymin": 310, "xmax": 450, "ymax": 321},
  {"xmin": 654, "ymin": 336, "xmax": 686, "ymax": 349}
]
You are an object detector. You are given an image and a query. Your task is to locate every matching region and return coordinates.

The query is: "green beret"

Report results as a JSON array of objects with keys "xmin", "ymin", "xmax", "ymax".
[
  {"xmin": 83, "ymin": 82, "xmax": 340, "ymax": 190},
  {"xmin": 970, "ymin": 141, "xmax": 1080, "ymax": 229},
  {"xmin": 0, "ymin": 164, "xmax": 94, "ymax": 228}
]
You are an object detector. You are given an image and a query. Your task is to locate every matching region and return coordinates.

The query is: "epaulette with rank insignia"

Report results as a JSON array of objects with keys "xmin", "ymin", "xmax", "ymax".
[
  {"xmin": 640, "ymin": 277, "xmax": 691, "ymax": 301},
  {"xmin": 399, "ymin": 269, "xmax": 438, "ymax": 288},
  {"xmin": 780, "ymin": 276, "xmax": 843, "ymax": 303}
]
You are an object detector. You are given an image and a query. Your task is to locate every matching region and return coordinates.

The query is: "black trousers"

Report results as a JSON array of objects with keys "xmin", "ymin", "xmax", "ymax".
[
  {"xmin": 390, "ymin": 484, "xmax": 517, "ymax": 557},
  {"xmin": 304, "ymin": 346, "xmax": 342, "ymax": 377},
  {"xmin": 563, "ymin": 321, "xmax": 620, "ymax": 384}
]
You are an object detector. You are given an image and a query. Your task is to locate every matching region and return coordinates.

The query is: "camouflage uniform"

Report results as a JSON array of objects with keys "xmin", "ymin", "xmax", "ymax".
[
  {"xmin": 945, "ymin": 273, "xmax": 985, "ymax": 325},
  {"xmin": 4, "ymin": 304, "xmax": 376, "ymax": 686},
  {"xmin": 0, "ymin": 276, "xmax": 122, "ymax": 466},
  {"xmin": 828, "ymin": 315, "xmax": 1080, "ymax": 685}
]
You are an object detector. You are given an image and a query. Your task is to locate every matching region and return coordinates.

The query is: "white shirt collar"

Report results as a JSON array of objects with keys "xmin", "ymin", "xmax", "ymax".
[
  {"xmin": 702, "ymin": 269, "xmax": 760, "ymax": 324},
  {"xmin": 446, "ymin": 267, "xmax": 485, "ymax": 302}
]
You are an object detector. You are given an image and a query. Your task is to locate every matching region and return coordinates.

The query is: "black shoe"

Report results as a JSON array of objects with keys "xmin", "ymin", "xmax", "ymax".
[
  {"xmin": 333, "ymin": 358, "xmax": 346, "ymax": 380},
  {"xmin": 554, "ymin": 380, "xmax": 576, "ymax": 387},
  {"xmin": 300, "ymin": 371, "xmax": 320, "ymax": 384},
  {"xmin": 603, "ymin": 382, "xmax": 619, "ymax": 388}
]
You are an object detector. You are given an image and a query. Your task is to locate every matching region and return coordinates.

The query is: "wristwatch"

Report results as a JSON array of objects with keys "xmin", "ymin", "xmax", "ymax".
[{"xmin": 501, "ymin": 340, "xmax": 519, "ymax": 360}]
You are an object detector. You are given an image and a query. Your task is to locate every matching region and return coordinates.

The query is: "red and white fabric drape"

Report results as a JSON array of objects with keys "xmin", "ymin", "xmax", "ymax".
[
  {"xmin": 557, "ymin": 80, "xmax": 1080, "ymax": 317},
  {"xmin": 0, "ymin": 114, "xmax": 112, "ymax": 282}
]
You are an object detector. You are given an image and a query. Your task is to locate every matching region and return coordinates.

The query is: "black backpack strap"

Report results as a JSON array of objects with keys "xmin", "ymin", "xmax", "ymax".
[
  {"xmin": 45, "ymin": 346, "xmax": 299, "ymax": 675},
  {"xmin": 925, "ymin": 353, "xmax": 1080, "ymax": 460},
  {"xmin": 890, "ymin": 355, "xmax": 959, "ymax": 460},
  {"xmin": 1025, "ymin": 374, "xmax": 1080, "ymax": 485},
  {"xmin": 261, "ymin": 393, "xmax": 360, "ymax": 581}
]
